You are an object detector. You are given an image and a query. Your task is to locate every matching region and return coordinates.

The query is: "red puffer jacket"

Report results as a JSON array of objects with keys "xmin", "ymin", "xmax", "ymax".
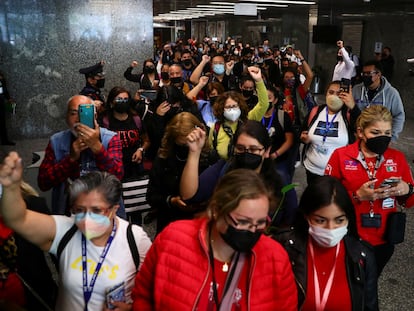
[{"xmin": 132, "ymin": 217, "xmax": 297, "ymax": 310}]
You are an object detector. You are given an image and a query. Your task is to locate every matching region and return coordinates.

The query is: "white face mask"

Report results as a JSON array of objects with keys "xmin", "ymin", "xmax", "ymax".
[
  {"xmin": 223, "ymin": 107, "xmax": 241, "ymax": 122},
  {"xmin": 326, "ymin": 94, "xmax": 343, "ymax": 112},
  {"xmin": 308, "ymin": 224, "xmax": 348, "ymax": 248}
]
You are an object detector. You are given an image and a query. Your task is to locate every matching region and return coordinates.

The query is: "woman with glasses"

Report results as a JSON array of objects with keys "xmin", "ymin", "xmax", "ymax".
[
  {"xmin": 325, "ymin": 105, "xmax": 414, "ymax": 276},
  {"xmin": 273, "ymin": 176, "xmax": 378, "ymax": 311},
  {"xmin": 132, "ymin": 169, "xmax": 297, "ymax": 310},
  {"xmin": 208, "ymin": 66, "xmax": 268, "ymax": 160},
  {"xmin": 0, "ymin": 153, "xmax": 152, "ymax": 311},
  {"xmin": 180, "ymin": 119, "xmax": 285, "ymax": 224},
  {"xmin": 300, "ymin": 80, "xmax": 360, "ymax": 185}
]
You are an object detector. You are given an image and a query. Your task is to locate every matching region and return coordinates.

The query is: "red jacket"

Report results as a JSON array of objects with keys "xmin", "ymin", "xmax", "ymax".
[
  {"xmin": 132, "ymin": 218, "xmax": 297, "ymax": 310},
  {"xmin": 325, "ymin": 141, "xmax": 414, "ymax": 245}
]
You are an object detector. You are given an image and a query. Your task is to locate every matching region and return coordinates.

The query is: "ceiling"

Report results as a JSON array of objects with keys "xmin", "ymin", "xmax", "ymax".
[{"xmin": 153, "ymin": 0, "xmax": 414, "ymax": 21}]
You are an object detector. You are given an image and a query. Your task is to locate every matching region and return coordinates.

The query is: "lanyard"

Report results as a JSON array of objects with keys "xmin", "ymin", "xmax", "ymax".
[
  {"xmin": 208, "ymin": 226, "xmax": 240, "ymax": 310},
  {"xmin": 359, "ymin": 149, "xmax": 381, "ymax": 181},
  {"xmin": 359, "ymin": 148, "xmax": 381, "ymax": 213},
  {"xmin": 261, "ymin": 110, "xmax": 275, "ymax": 132},
  {"xmin": 82, "ymin": 219, "xmax": 117, "ymax": 311},
  {"xmin": 322, "ymin": 107, "xmax": 339, "ymax": 144},
  {"xmin": 309, "ymin": 241, "xmax": 340, "ymax": 311}
]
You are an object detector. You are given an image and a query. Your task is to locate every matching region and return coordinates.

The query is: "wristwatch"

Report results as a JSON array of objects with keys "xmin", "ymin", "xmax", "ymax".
[{"xmin": 407, "ymin": 182, "xmax": 413, "ymax": 196}]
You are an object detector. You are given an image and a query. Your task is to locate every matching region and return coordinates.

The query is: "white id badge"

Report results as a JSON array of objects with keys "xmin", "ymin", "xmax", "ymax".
[{"xmin": 382, "ymin": 197, "xmax": 395, "ymax": 209}]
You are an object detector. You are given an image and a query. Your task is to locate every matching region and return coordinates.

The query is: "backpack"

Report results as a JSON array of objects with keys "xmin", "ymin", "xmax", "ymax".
[{"xmin": 56, "ymin": 223, "xmax": 140, "ymax": 270}]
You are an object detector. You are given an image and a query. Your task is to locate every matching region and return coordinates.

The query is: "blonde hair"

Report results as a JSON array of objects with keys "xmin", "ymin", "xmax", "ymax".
[
  {"xmin": 158, "ymin": 112, "xmax": 208, "ymax": 159},
  {"xmin": 208, "ymin": 169, "xmax": 271, "ymax": 219},
  {"xmin": 20, "ymin": 181, "xmax": 39, "ymax": 198},
  {"xmin": 357, "ymin": 105, "xmax": 392, "ymax": 130}
]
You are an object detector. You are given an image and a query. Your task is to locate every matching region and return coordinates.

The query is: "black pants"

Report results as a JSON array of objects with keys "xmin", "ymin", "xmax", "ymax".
[
  {"xmin": 305, "ymin": 169, "xmax": 322, "ymax": 186},
  {"xmin": 374, "ymin": 243, "xmax": 395, "ymax": 276}
]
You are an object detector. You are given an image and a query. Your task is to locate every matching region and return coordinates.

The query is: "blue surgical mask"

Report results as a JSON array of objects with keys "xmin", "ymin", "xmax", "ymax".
[{"xmin": 213, "ymin": 64, "xmax": 225, "ymax": 75}]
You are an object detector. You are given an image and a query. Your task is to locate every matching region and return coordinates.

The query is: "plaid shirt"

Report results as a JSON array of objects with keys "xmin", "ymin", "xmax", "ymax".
[{"xmin": 38, "ymin": 134, "xmax": 123, "ymax": 191}]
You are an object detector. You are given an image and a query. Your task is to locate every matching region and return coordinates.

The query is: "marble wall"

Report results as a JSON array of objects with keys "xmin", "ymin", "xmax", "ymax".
[{"xmin": 0, "ymin": 0, "xmax": 153, "ymax": 139}]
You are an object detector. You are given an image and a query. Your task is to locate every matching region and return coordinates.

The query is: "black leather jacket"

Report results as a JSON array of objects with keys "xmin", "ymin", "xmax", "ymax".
[{"xmin": 273, "ymin": 228, "xmax": 379, "ymax": 311}]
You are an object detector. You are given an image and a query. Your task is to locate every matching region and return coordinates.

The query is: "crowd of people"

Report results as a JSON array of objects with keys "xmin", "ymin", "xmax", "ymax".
[{"xmin": 0, "ymin": 36, "xmax": 412, "ymax": 311}]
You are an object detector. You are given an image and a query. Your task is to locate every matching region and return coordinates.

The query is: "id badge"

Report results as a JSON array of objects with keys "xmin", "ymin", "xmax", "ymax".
[
  {"xmin": 315, "ymin": 144, "xmax": 328, "ymax": 155},
  {"xmin": 382, "ymin": 197, "xmax": 395, "ymax": 209}
]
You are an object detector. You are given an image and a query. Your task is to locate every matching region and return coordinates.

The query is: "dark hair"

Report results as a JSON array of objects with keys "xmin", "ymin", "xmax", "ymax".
[
  {"xmin": 267, "ymin": 85, "xmax": 283, "ymax": 104},
  {"xmin": 234, "ymin": 120, "xmax": 271, "ymax": 150},
  {"xmin": 106, "ymin": 86, "xmax": 131, "ymax": 110},
  {"xmin": 239, "ymin": 73, "xmax": 255, "ymax": 87},
  {"xmin": 206, "ymin": 82, "xmax": 225, "ymax": 97},
  {"xmin": 295, "ymin": 176, "xmax": 359, "ymax": 238},
  {"xmin": 142, "ymin": 58, "xmax": 155, "ymax": 72},
  {"xmin": 325, "ymin": 80, "xmax": 341, "ymax": 95},
  {"xmin": 363, "ymin": 60, "xmax": 384, "ymax": 74}
]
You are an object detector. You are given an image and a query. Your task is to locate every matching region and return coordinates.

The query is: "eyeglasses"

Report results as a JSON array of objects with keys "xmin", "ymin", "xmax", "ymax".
[
  {"xmin": 226, "ymin": 213, "xmax": 268, "ymax": 231},
  {"xmin": 234, "ymin": 144, "xmax": 265, "ymax": 155},
  {"xmin": 71, "ymin": 205, "xmax": 113, "ymax": 216},
  {"xmin": 115, "ymin": 97, "xmax": 129, "ymax": 104},
  {"xmin": 224, "ymin": 104, "xmax": 239, "ymax": 110},
  {"xmin": 327, "ymin": 90, "xmax": 341, "ymax": 96},
  {"xmin": 361, "ymin": 71, "xmax": 379, "ymax": 77}
]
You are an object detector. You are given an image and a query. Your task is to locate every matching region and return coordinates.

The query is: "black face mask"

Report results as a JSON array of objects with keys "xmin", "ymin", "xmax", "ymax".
[
  {"xmin": 220, "ymin": 224, "xmax": 262, "ymax": 252},
  {"xmin": 161, "ymin": 72, "xmax": 169, "ymax": 80},
  {"xmin": 170, "ymin": 77, "xmax": 182, "ymax": 85},
  {"xmin": 362, "ymin": 76, "xmax": 373, "ymax": 88},
  {"xmin": 337, "ymin": 56, "xmax": 343, "ymax": 62},
  {"xmin": 144, "ymin": 66, "xmax": 155, "ymax": 74},
  {"xmin": 113, "ymin": 101, "xmax": 130, "ymax": 114},
  {"xmin": 96, "ymin": 78, "xmax": 105, "ymax": 89},
  {"xmin": 209, "ymin": 96, "xmax": 218, "ymax": 105},
  {"xmin": 182, "ymin": 59, "xmax": 192, "ymax": 67},
  {"xmin": 365, "ymin": 135, "xmax": 391, "ymax": 155},
  {"xmin": 242, "ymin": 89, "xmax": 254, "ymax": 98},
  {"xmin": 174, "ymin": 144, "xmax": 189, "ymax": 159},
  {"xmin": 234, "ymin": 152, "xmax": 262, "ymax": 170}
]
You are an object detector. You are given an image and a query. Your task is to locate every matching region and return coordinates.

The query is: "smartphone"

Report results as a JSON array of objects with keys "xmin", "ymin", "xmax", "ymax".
[
  {"xmin": 380, "ymin": 178, "xmax": 401, "ymax": 187},
  {"xmin": 340, "ymin": 78, "xmax": 351, "ymax": 93},
  {"xmin": 106, "ymin": 282, "xmax": 125, "ymax": 309},
  {"xmin": 78, "ymin": 104, "xmax": 95, "ymax": 128},
  {"xmin": 140, "ymin": 90, "xmax": 158, "ymax": 101}
]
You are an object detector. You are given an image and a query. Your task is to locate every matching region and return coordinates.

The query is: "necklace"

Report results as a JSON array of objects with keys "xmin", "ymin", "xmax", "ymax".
[{"xmin": 211, "ymin": 238, "xmax": 231, "ymax": 272}]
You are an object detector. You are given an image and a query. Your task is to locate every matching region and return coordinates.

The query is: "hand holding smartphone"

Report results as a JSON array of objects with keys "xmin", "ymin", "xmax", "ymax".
[
  {"xmin": 340, "ymin": 78, "xmax": 351, "ymax": 93},
  {"xmin": 78, "ymin": 104, "xmax": 95, "ymax": 129},
  {"xmin": 380, "ymin": 178, "xmax": 401, "ymax": 188}
]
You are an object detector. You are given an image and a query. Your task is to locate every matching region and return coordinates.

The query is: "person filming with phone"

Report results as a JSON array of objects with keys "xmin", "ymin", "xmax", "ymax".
[
  {"xmin": 37, "ymin": 95, "xmax": 124, "ymax": 216},
  {"xmin": 325, "ymin": 105, "xmax": 414, "ymax": 275},
  {"xmin": 300, "ymin": 80, "xmax": 360, "ymax": 185}
]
